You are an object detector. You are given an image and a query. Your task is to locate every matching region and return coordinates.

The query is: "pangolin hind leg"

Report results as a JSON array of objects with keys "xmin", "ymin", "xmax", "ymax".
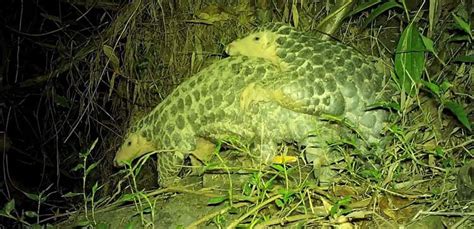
[
  {"xmin": 300, "ymin": 127, "xmax": 345, "ymax": 185},
  {"xmin": 157, "ymin": 151, "xmax": 185, "ymax": 187},
  {"xmin": 188, "ymin": 137, "xmax": 217, "ymax": 175}
]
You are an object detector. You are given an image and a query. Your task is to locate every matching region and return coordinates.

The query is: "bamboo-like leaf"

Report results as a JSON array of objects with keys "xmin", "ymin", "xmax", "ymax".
[
  {"xmin": 394, "ymin": 23, "xmax": 425, "ymax": 96},
  {"xmin": 292, "ymin": 1, "xmax": 299, "ymax": 28},
  {"xmin": 25, "ymin": 211, "xmax": 38, "ymax": 218},
  {"xmin": 421, "ymin": 35, "xmax": 435, "ymax": 54},
  {"xmin": 103, "ymin": 45, "xmax": 120, "ymax": 71},
  {"xmin": 444, "ymin": 101, "xmax": 471, "ymax": 131},
  {"xmin": 24, "ymin": 192, "xmax": 40, "ymax": 201},
  {"xmin": 439, "ymin": 81, "xmax": 452, "ymax": 92},
  {"xmin": 207, "ymin": 196, "xmax": 227, "ymax": 205},
  {"xmin": 428, "ymin": 0, "xmax": 438, "ymax": 36},
  {"xmin": 362, "ymin": 1, "xmax": 403, "ymax": 28},
  {"xmin": 2, "ymin": 199, "xmax": 15, "ymax": 215},
  {"xmin": 454, "ymin": 54, "xmax": 474, "ymax": 63},
  {"xmin": 347, "ymin": 0, "xmax": 381, "ymax": 18},
  {"xmin": 71, "ymin": 163, "xmax": 84, "ymax": 172},
  {"xmin": 275, "ymin": 199, "xmax": 284, "ymax": 208},
  {"xmin": 452, "ymin": 13, "xmax": 473, "ymax": 39},
  {"xmin": 271, "ymin": 164, "xmax": 286, "ymax": 172},
  {"xmin": 422, "ymin": 80, "xmax": 440, "ymax": 97},
  {"xmin": 62, "ymin": 192, "xmax": 83, "ymax": 198},
  {"xmin": 85, "ymin": 161, "xmax": 100, "ymax": 177},
  {"xmin": 92, "ymin": 182, "xmax": 100, "ymax": 193}
]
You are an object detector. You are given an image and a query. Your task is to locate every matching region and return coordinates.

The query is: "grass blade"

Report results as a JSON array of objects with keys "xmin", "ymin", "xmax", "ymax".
[{"xmin": 394, "ymin": 23, "xmax": 425, "ymax": 95}]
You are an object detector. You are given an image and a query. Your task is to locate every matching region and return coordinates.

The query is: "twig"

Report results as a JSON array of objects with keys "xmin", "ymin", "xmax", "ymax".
[
  {"xmin": 255, "ymin": 214, "xmax": 323, "ymax": 229},
  {"xmin": 226, "ymin": 194, "xmax": 282, "ymax": 229},
  {"xmin": 186, "ymin": 202, "xmax": 249, "ymax": 229}
]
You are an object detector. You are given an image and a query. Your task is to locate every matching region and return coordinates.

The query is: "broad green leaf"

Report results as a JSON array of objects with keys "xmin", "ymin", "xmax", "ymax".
[
  {"xmin": 271, "ymin": 164, "xmax": 285, "ymax": 172},
  {"xmin": 454, "ymin": 54, "xmax": 474, "ymax": 63},
  {"xmin": 362, "ymin": 1, "xmax": 403, "ymax": 28},
  {"xmin": 452, "ymin": 13, "xmax": 473, "ymax": 39},
  {"xmin": 421, "ymin": 35, "xmax": 436, "ymax": 54},
  {"xmin": 275, "ymin": 199, "xmax": 284, "ymax": 208},
  {"xmin": 347, "ymin": 0, "xmax": 381, "ymax": 18},
  {"xmin": 395, "ymin": 23, "xmax": 425, "ymax": 96},
  {"xmin": 444, "ymin": 101, "xmax": 471, "ymax": 131},
  {"xmin": 2, "ymin": 199, "xmax": 15, "ymax": 215},
  {"xmin": 207, "ymin": 196, "xmax": 227, "ymax": 205},
  {"xmin": 422, "ymin": 80, "xmax": 440, "ymax": 97}
]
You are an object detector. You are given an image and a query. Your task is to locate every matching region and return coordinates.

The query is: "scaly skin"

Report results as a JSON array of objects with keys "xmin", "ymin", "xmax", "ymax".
[
  {"xmin": 115, "ymin": 56, "xmax": 346, "ymax": 186},
  {"xmin": 115, "ymin": 23, "xmax": 391, "ymax": 185},
  {"xmin": 226, "ymin": 23, "xmax": 390, "ymax": 144}
]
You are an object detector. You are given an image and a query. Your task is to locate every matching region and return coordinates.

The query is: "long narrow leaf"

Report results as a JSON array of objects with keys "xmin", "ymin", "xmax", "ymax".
[
  {"xmin": 444, "ymin": 101, "xmax": 472, "ymax": 131},
  {"xmin": 394, "ymin": 23, "xmax": 425, "ymax": 96},
  {"xmin": 347, "ymin": 0, "xmax": 381, "ymax": 18},
  {"xmin": 454, "ymin": 54, "xmax": 474, "ymax": 63},
  {"xmin": 362, "ymin": 1, "xmax": 403, "ymax": 28}
]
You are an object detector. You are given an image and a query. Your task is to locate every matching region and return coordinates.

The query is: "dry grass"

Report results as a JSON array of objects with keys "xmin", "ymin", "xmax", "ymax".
[{"xmin": 1, "ymin": 0, "xmax": 471, "ymax": 228}]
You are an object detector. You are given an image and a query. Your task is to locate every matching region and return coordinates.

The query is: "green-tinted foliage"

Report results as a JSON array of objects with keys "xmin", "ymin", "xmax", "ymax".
[
  {"xmin": 96, "ymin": 222, "xmax": 110, "ymax": 229},
  {"xmin": 207, "ymin": 196, "xmax": 228, "ymax": 205},
  {"xmin": 454, "ymin": 54, "xmax": 474, "ymax": 63},
  {"xmin": 444, "ymin": 101, "xmax": 471, "ymax": 131},
  {"xmin": 347, "ymin": 0, "xmax": 381, "ymax": 18},
  {"xmin": 1, "ymin": 199, "xmax": 15, "ymax": 215},
  {"xmin": 103, "ymin": 45, "xmax": 120, "ymax": 71},
  {"xmin": 25, "ymin": 211, "xmax": 38, "ymax": 218},
  {"xmin": 62, "ymin": 192, "xmax": 83, "ymax": 198},
  {"xmin": 271, "ymin": 164, "xmax": 286, "ymax": 173},
  {"xmin": 330, "ymin": 196, "xmax": 352, "ymax": 216},
  {"xmin": 394, "ymin": 23, "xmax": 425, "ymax": 96},
  {"xmin": 452, "ymin": 13, "xmax": 473, "ymax": 39},
  {"xmin": 362, "ymin": 0, "xmax": 403, "ymax": 28}
]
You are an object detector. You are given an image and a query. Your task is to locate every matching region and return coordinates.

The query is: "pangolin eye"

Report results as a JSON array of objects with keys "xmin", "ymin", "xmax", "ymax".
[
  {"xmin": 127, "ymin": 141, "xmax": 132, "ymax": 146},
  {"xmin": 254, "ymin": 36, "xmax": 260, "ymax": 41}
]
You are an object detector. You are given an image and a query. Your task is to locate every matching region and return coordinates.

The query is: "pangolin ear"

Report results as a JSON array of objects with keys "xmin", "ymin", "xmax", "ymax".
[{"xmin": 263, "ymin": 33, "xmax": 276, "ymax": 49}]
